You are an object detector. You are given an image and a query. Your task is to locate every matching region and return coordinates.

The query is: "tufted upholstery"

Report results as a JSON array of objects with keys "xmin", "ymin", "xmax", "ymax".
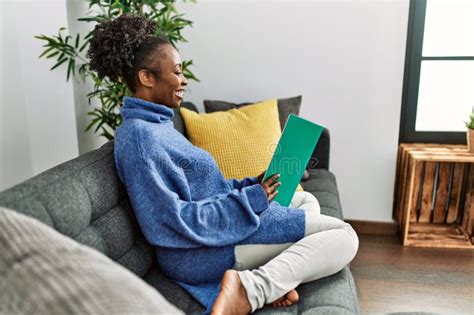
[
  {"xmin": 0, "ymin": 141, "xmax": 155, "ymax": 278},
  {"xmin": 0, "ymin": 103, "xmax": 360, "ymax": 314}
]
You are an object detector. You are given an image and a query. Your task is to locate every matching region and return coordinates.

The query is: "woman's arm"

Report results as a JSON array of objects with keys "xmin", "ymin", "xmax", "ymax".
[
  {"xmin": 227, "ymin": 170, "xmax": 269, "ymax": 190},
  {"xmin": 226, "ymin": 176, "xmax": 259, "ymax": 190},
  {"xmin": 117, "ymin": 146, "xmax": 269, "ymax": 249}
]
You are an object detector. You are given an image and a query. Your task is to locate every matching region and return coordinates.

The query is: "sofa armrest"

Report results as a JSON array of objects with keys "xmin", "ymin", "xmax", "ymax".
[{"xmin": 307, "ymin": 128, "xmax": 330, "ymax": 171}]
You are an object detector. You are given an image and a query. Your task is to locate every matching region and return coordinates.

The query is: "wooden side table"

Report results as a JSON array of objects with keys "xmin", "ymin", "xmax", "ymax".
[{"xmin": 394, "ymin": 144, "xmax": 474, "ymax": 249}]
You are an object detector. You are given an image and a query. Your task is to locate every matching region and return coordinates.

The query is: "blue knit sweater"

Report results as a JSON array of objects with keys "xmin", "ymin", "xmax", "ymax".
[{"xmin": 114, "ymin": 96, "xmax": 306, "ymax": 313}]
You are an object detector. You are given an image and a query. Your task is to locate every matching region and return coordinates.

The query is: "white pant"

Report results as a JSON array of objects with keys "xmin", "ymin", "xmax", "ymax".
[{"xmin": 233, "ymin": 191, "xmax": 359, "ymax": 312}]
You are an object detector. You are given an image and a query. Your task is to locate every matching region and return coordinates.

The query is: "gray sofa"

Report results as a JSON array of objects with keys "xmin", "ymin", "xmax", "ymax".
[{"xmin": 0, "ymin": 102, "xmax": 360, "ymax": 314}]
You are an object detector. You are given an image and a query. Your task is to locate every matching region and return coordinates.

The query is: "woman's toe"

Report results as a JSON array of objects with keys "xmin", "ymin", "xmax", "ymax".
[{"xmin": 287, "ymin": 290, "xmax": 299, "ymax": 303}]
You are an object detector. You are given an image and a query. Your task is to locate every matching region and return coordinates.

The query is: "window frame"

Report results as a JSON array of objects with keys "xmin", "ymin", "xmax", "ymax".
[{"xmin": 399, "ymin": 0, "xmax": 474, "ymax": 144}]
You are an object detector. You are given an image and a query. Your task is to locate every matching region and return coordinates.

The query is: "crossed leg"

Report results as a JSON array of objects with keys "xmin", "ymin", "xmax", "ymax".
[{"xmin": 211, "ymin": 191, "xmax": 359, "ymax": 314}]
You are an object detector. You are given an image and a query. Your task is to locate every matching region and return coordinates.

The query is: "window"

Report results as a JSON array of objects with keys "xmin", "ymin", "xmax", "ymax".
[{"xmin": 399, "ymin": 0, "xmax": 474, "ymax": 144}]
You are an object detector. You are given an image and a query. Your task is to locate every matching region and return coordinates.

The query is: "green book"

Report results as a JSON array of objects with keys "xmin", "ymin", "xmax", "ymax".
[{"xmin": 263, "ymin": 114, "xmax": 324, "ymax": 207}]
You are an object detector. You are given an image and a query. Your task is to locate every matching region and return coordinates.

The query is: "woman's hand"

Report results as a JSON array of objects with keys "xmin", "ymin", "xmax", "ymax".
[
  {"xmin": 259, "ymin": 173, "xmax": 281, "ymax": 201},
  {"xmin": 257, "ymin": 170, "xmax": 266, "ymax": 184}
]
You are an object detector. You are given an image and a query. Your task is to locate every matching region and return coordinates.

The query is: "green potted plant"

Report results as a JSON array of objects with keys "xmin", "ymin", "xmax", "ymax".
[
  {"xmin": 465, "ymin": 112, "xmax": 474, "ymax": 152},
  {"xmin": 35, "ymin": 0, "xmax": 198, "ymax": 140}
]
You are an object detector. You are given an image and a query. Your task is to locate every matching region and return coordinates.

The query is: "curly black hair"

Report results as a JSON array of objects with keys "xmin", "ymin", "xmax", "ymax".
[{"xmin": 87, "ymin": 13, "xmax": 171, "ymax": 93}]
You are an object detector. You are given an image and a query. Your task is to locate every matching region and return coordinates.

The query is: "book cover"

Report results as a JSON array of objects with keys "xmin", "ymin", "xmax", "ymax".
[{"xmin": 263, "ymin": 114, "xmax": 324, "ymax": 206}]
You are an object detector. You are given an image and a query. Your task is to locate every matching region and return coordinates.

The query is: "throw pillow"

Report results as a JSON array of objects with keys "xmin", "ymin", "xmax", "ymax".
[
  {"xmin": 0, "ymin": 207, "xmax": 183, "ymax": 315},
  {"xmin": 203, "ymin": 95, "xmax": 310, "ymax": 181},
  {"xmin": 180, "ymin": 99, "xmax": 304, "ymax": 192}
]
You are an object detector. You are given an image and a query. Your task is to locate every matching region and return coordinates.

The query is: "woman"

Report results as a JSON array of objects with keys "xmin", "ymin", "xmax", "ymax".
[{"xmin": 88, "ymin": 14, "xmax": 359, "ymax": 315}]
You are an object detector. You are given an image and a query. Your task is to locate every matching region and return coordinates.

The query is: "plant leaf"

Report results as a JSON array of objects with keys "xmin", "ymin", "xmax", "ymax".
[
  {"xmin": 38, "ymin": 47, "xmax": 54, "ymax": 58},
  {"xmin": 50, "ymin": 57, "xmax": 68, "ymax": 71},
  {"xmin": 75, "ymin": 33, "xmax": 80, "ymax": 48},
  {"xmin": 46, "ymin": 50, "xmax": 60, "ymax": 59}
]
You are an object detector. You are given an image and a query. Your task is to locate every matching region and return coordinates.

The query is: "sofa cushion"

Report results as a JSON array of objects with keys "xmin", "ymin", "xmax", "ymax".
[
  {"xmin": 254, "ymin": 266, "xmax": 359, "ymax": 315},
  {"xmin": 204, "ymin": 96, "xmax": 310, "ymax": 181},
  {"xmin": 180, "ymin": 99, "xmax": 281, "ymax": 180},
  {"xmin": 180, "ymin": 99, "xmax": 305, "ymax": 192},
  {"xmin": 144, "ymin": 255, "xmax": 358, "ymax": 314},
  {"xmin": 0, "ymin": 207, "xmax": 183, "ymax": 315},
  {"xmin": 302, "ymin": 169, "xmax": 344, "ymax": 220}
]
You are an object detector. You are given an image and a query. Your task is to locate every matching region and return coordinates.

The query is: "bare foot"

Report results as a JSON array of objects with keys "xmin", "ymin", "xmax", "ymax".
[
  {"xmin": 211, "ymin": 270, "xmax": 252, "ymax": 315},
  {"xmin": 268, "ymin": 289, "xmax": 299, "ymax": 307}
]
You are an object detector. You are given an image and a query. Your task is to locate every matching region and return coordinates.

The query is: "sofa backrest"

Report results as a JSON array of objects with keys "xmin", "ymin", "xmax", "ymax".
[
  {"xmin": 0, "ymin": 103, "xmax": 199, "ymax": 278},
  {"xmin": 172, "ymin": 101, "xmax": 198, "ymax": 136}
]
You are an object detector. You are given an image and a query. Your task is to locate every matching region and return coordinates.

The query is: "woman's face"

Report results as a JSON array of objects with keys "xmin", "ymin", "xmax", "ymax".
[{"xmin": 143, "ymin": 44, "xmax": 188, "ymax": 108}]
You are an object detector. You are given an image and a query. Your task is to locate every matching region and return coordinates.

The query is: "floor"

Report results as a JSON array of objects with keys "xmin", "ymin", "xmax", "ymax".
[{"xmin": 350, "ymin": 234, "xmax": 474, "ymax": 315}]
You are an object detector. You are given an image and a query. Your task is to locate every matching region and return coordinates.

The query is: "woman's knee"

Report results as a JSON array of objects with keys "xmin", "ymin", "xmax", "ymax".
[
  {"xmin": 289, "ymin": 191, "xmax": 305, "ymax": 208},
  {"xmin": 291, "ymin": 191, "xmax": 320, "ymax": 213},
  {"xmin": 302, "ymin": 192, "xmax": 320, "ymax": 213},
  {"xmin": 341, "ymin": 224, "xmax": 359, "ymax": 259},
  {"xmin": 304, "ymin": 213, "xmax": 360, "ymax": 262}
]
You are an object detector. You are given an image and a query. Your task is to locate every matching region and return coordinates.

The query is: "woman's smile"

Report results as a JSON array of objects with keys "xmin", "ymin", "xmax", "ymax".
[{"xmin": 175, "ymin": 89, "xmax": 185, "ymax": 100}]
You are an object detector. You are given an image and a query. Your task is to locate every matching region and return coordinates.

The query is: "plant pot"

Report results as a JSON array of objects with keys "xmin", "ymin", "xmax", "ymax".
[{"xmin": 467, "ymin": 129, "xmax": 474, "ymax": 153}]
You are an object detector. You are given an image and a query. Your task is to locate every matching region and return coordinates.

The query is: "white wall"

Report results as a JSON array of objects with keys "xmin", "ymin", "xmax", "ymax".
[
  {"xmin": 0, "ymin": 0, "xmax": 79, "ymax": 191},
  {"xmin": 177, "ymin": 0, "xmax": 409, "ymax": 222}
]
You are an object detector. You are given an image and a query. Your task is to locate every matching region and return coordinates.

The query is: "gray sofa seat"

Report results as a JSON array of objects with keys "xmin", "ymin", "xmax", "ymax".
[
  {"xmin": 0, "ymin": 103, "xmax": 360, "ymax": 314},
  {"xmin": 144, "ymin": 262, "xmax": 358, "ymax": 315},
  {"xmin": 302, "ymin": 169, "xmax": 344, "ymax": 220}
]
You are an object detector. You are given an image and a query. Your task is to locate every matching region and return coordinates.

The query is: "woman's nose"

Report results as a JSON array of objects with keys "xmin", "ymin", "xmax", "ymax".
[{"xmin": 182, "ymin": 77, "xmax": 188, "ymax": 86}]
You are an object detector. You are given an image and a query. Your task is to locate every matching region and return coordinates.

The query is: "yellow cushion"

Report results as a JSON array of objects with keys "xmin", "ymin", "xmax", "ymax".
[{"xmin": 180, "ymin": 98, "xmax": 304, "ymax": 192}]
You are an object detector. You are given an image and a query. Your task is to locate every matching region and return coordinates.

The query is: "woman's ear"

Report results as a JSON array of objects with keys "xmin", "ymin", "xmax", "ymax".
[{"xmin": 137, "ymin": 69, "xmax": 154, "ymax": 88}]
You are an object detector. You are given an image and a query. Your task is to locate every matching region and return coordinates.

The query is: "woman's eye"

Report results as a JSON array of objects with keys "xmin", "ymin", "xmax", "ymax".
[{"xmin": 175, "ymin": 72, "xmax": 182, "ymax": 75}]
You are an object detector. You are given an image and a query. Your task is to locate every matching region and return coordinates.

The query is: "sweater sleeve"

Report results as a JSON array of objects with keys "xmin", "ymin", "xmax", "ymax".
[
  {"xmin": 226, "ymin": 176, "xmax": 259, "ymax": 190},
  {"xmin": 118, "ymin": 145, "xmax": 270, "ymax": 249}
]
